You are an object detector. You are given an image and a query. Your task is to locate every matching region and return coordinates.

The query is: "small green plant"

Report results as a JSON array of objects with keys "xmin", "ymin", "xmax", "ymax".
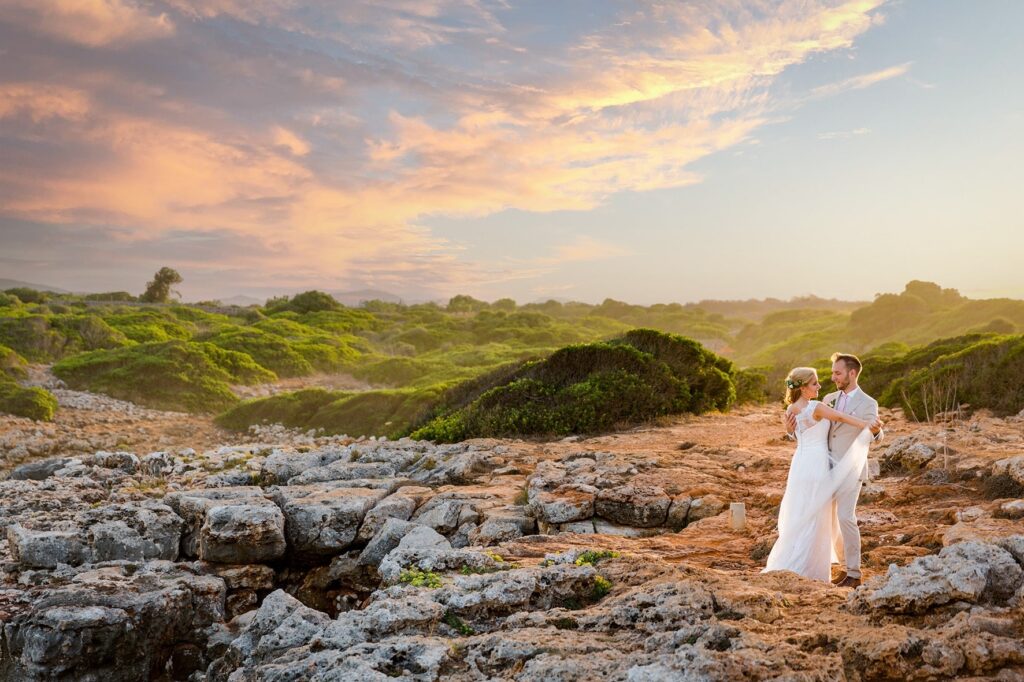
[
  {"xmin": 574, "ymin": 550, "xmax": 619, "ymax": 566},
  {"xmin": 420, "ymin": 457, "xmax": 437, "ymax": 470},
  {"xmin": 443, "ymin": 611, "xmax": 474, "ymax": 636},
  {"xmin": 590, "ymin": 575, "xmax": 613, "ymax": 600},
  {"xmin": 513, "ymin": 486, "xmax": 529, "ymax": 506},
  {"xmin": 398, "ymin": 567, "xmax": 442, "ymax": 588},
  {"xmin": 551, "ymin": 617, "xmax": 579, "ymax": 630}
]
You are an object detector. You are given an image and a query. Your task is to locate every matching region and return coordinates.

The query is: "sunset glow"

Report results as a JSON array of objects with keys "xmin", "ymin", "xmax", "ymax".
[{"xmin": 1, "ymin": 0, "xmax": 1021, "ymax": 302}]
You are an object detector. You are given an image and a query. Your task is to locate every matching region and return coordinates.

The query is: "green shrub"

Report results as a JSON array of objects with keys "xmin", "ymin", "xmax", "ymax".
[
  {"xmin": 878, "ymin": 334, "xmax": 1024, "ymax": 419},
  {"xmin": 205, "ymin": 327, "xmax": 313, "ymax": 377},
  {"xmin": 411, "ymin": 329, "xmax": 736, "ymax": 442},
  {"xmin": 0, "ymin": 378, "xmax": 58, "ymax": 421},
  {"xmin": 398, "ymin": 567, "xmax": 442, "ymax": 588},
  {"xmin": 216, "ymin": 388, "xmax": 341, "ymax": 431},
  {"xmin": 52, "ymin": 340, "xmax": 273, "ymax": 413},
  {"xmin": 574, "ymin": 550, "xmax": 619, "ymax": 566},
  {"xmin": 3, "ymin": 287, "xmax": 50, "ymax": 304},
  {"xmin": 264, "ymin": 290, "xmax": 341, "ymax": 315},
  {"xmin": 0, "ymin": 344, "xmax": 28, "ymax": 381}
]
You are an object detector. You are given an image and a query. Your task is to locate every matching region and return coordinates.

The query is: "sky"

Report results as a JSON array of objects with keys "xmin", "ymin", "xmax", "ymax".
[{"xmin": 1, "ymin": 0, "xmax": 1022, "ymax": 304}]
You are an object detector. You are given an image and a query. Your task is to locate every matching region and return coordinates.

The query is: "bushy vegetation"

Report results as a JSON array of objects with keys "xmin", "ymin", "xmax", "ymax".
[
  {"xmin": 218, "ymin": 385, "xmax": 444, "ymax": 439},
  {"xmin": 866, "ymin": 334, "xmax": 1024, "ymax": 419},
  {"xmin": 0, "ymin": 344, "xmax": 28, "ymax": 381},
  {"xmin": 410, "ymin": 329, "xmax": 738, "ymax": 442},
  {"xmin": 4, "ymin": 279, "xmax": 1023, "ymax": 435},
  {"xmin": 0, "ymin": 377, "xmax": 58, "ymax": 421},
  {"xmin": 53, "ymin": 340, "xmax": 274, "ymax": 413}
]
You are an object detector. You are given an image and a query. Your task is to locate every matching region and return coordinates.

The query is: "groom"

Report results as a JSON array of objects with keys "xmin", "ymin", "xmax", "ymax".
[{"xmin": 786, "ymin": 352, "xmax": 883, "ymax": 588}]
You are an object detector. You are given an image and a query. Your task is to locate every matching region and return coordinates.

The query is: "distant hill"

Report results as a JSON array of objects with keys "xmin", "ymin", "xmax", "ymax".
[
  {"xmin": 684, "ymin": 295, "xmax": 866, "ymax": 322},
  {"xmin": 221, "ymin": 295, "xmax": 263, "ymax": 307},
  {"xmin": 0, "ymin": 278, "xmax": 71, "ymax": 294},
  {"xmin": 329, "ymin": 289, "xmax": 404, "ymax": 306}
]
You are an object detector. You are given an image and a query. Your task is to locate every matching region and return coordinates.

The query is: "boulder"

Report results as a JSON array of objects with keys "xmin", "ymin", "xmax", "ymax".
[
  {"xmin": 10, "ymin": 457, "xmax": 70, "ymax": 481},
  {"xmin": 200, "ymin": 503, "xmax": 288, "ymax": 564},
  {"xmin": 685, "ymin": 494, "xmax": 727, "ymax": 524},
  {"xmin": 666, "ymin": 494, "xmax": 692, "ymax": 530},
  {"xmin": 595, "ymin": 485, "xmax": 671, "ymax": 527},
  {"xmin": 2, "ymin": 563, "xmax": 226, "ymax": 682},
  {"xmin": 857, "ymin": 541, "xmax": 1023, "ymax": 613},
  {"xmin": 468, "ymin": 507, "xmax": 536, "ymax": 545},
  {"xmin": 271, "ymin": 484, "xmax": 388, "ymax": 556},
  {"xmin": 992, "ymin": 455, "xmax": 1024, "ymax": 486},
  {"xmin": 358, "ymin": 518, "xmax": 419, "ymax": 567},
  {"xmin": 165, "ymin": 486, "xmax": 283, "ymax": 561},
  {"xmin": 355, "ymin": 489, "xmax": 424, "ymax": 542},
  {"xmin": 531, "ymin": 485, "xmax": 596, "ymax": 524}
]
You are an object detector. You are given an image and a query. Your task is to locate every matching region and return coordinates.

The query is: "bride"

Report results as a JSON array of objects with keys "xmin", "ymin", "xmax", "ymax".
[{"xmin": 762, "ymin": 367, "xmax": 881, "ymax": 582}]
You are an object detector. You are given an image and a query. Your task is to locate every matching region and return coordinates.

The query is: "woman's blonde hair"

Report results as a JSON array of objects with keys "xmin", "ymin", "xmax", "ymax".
[{"xmin": 783, "ymin": 367, "xmax": 817, "ymax": 405}]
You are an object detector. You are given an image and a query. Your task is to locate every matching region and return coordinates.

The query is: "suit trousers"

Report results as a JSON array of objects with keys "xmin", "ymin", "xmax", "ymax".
[{"xmin": 830, "ymin": 476, "xmax": 862, "ymax": 578}]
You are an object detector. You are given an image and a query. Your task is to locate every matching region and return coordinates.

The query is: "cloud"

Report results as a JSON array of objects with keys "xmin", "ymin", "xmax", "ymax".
[
  {"xmin": 818, "ymin": 127, "xmax": 871, "ymax": 140},
  {"xmin": 0, "ymin": 0, "xmax": 892, "ymax": 298},
  {"xmin": 1, "ymin": 0, "xmax": 175, "ymax": 47},
  {"xmin": 810, "ymin": 62, "xmax": 912, "ymax": 98}
]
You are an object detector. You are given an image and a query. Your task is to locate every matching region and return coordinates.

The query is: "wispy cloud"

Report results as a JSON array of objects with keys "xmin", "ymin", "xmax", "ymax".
[
  {"xmin": 810, "ymin": 62, "xmax": 912, "ymax": 99},
  {"xmin": 818, "ymin": 127, "xmax": 871, "ymax": 140},
  {"xmin": 0, "ymin": 0, "xmax": 893, "ymax": 297}
]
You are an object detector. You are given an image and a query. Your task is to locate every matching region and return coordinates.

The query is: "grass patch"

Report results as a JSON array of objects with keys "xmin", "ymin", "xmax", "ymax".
[
  {"xmin": 442, "ymin": 612, "xmax": 475, "ymax": 636},
  {"xmin": 573, "ymin": 550, "xmax": 620, "ymax": 567},
  {"xmin": 398, "ymin": 568, "xmax": 442, "ymax": 589}
]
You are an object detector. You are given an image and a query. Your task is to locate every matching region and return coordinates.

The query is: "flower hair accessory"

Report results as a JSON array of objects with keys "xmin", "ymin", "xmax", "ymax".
[{"xmin": 785, "ymin": 378, "xmax": 802, "ymax": 389}]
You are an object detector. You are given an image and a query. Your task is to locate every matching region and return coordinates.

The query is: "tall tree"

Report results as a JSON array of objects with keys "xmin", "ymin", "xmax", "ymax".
[{"xmin": 140, "ymin": 267, "xmax": 183, "ymax": 303}]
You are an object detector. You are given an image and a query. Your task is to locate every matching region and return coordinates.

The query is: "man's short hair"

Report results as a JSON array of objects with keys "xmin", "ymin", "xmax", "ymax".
[{"xmin": 830, "ymin": 352, "xmax": 862, "ymax": 374}]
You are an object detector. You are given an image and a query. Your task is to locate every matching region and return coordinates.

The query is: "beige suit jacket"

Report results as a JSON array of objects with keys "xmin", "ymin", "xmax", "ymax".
[{"xmin": 824, "ymin": 388, "xmax": 883, "ymax": 482}]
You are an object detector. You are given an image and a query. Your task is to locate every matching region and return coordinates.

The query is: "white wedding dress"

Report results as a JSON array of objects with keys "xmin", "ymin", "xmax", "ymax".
[{"xmin": 762, "ymin": 400, "xmax": 872, "ymax": 582}]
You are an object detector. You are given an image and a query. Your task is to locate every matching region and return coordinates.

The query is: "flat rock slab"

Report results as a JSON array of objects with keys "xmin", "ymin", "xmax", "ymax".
[
  {"xmin": 165, "ymin": 487, "xmax": 286, "ymax": 563},
  {"xmin": 531, "ymin": 485, "xmax": 595, "ymax": 524},
  {"xmin": 2, "ymin": 562, "xmax": 226, "ymax": 682},
  {"xmin": 595, "ymin": 485, "xmax": 671, "ymax": 528},
  {"xmin": 6, "ymin": 503, "xmax": 183, "ymax": 569},
  {"xmin": 272, "ymin": 485, "xmax": 388, "ymax": 556}
]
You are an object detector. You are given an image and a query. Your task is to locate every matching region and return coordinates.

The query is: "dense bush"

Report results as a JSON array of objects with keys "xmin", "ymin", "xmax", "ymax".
[
  {"xmin": 0, "ymin": 344, "xmax": 28, "ymax": 381},
  {"xmin": 53, "ymin": 340, "xmax": 274, "ymax": 413},
  {"xmin": 205, "ymin": 327, "xmax": 313, "ymax": 377},
  {"xmin": 0, "ymin": 313, "xmax": 130, "ymax": 361},
  {"xmin": 873, "ymin": 334, "xmax": 1024, "ymax": 419},
  {"xmin": 411, "ymin": 329, "xmax": 737, "ymax": 442},
  {"xmin": 264, "ymin": 290, "xmax": 341, "ymax": 315},
  {"xmin": 0, "ymin": 377, "xmax": 58, "ymax": 421}
]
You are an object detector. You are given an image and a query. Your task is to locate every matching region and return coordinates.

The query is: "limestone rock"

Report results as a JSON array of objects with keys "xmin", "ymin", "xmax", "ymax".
[
  {"xmin": 531, "ymin": 484, "xmax": 596, "ymax": 524},
  {"xmin": 271, "ymin": 484, "xmax": 387, "ymax": 556},
  {"xmin": 855, "ymin": 541, "xmax": 1023, "ymax": 613},
  {"xmin": 356, "ymin": 488, "xmax": 427, "ymax": 542},
  {"xmin": 686, "ymin": 494, "xmax": 727, "ymax": 523},
  {"xmin": 2, "ymin": 562, "xmax": 226, "ymax": 681},
  {"xmin": 595, "ymin": 485, "xmax": 671, "ymax": 527},
  {"xmin": 992, "ymin": 455, "xmax": 1024, "ymax": 486},
  {"xmin": 358, "ymin": 518, "xmax": 419, "ymax": 567}
]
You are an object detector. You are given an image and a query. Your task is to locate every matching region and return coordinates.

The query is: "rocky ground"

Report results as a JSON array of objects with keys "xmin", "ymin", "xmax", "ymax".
[{"xmin": 1, "ymin": 380, "xmax": 1023, "ymax": 680}]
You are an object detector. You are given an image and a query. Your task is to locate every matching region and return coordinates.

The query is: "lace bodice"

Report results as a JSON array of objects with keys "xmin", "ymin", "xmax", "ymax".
[{"xmin": 794, "ymin": 400, "xmax": 829, "ymax": 447}]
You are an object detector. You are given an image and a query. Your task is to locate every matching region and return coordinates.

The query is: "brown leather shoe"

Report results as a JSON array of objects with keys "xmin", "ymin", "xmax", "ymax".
[
  {"xmin": 836, "ymin": 576, "xmax": 861, "ymax": 588},
  {"xmin": 830, "ymin": 571, "xmax": 847, "ymax": 585}
]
